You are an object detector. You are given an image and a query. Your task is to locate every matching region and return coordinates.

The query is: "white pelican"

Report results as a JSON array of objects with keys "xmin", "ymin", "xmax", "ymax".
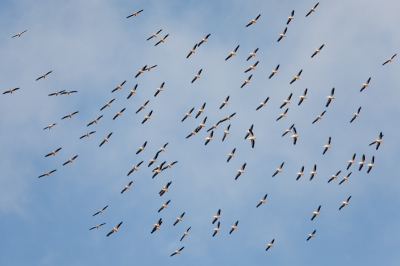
[
  {"xmin": 225, "ymin": 45, "xmax": 240, "ymax": 61},
  {"xmin": 311, "ymin": 44, "xmax": 324, "ymax": 58},
  {"xmin": 325, "ymin": 88, "xmax": 335, "ymax": 107},
  {"xmin": 227, "ymin": 148, "xmax": 236, "ymax": 162},
  {"xmin": 62, "ymin": 111, "xmax": 79, "ymax": 120},
  {"xmin": 212, "ymin": 222, "xmax": 220, "ymax": 237},
  {"xmin": 229, "ymin": 221, "xmax": 239, "ymax": 234},
  {"xmin": 157, "ymin": 143, "xmax": 169, "ymax": 154},
  {"xmin": 113, "ymin": 108, "xmax": 126, "ymax": 120},
  {"xmin": 152, "ymin": 162, "xmax": 166, "ymax": 178},
  {"xmin": 43, "ymin": 123, "xmax": 56, "ymax": 130},
  {"xmin": 256, "ymin": 97, "xmax": 269, "ymax": 110},
  {"xmin": 180, "ymin": 227, "xmax": 191, "ymax": 241},
  {"xmin": 350, "ymin": 107, "xmax": 361, "ymax": 123},
  {"xmin": 367, "ymin": 156, "xmax": 375, "ymax": 173},
  {"xmin": 280, "ymin": 93, "xmax": 293, "ymax": 108},
  {"xmin": 147, "ymin": 29, "xmax": 162, "ymax": 40},
  {"xmin": 312, "ymin": 110, "xmax": 326, "ymax": 124},
  {"xmin": 369, "ymin": 132, "xmax": 383, "ymax": 150},
  {"xmin": 80, "ymin": 131, "xmax": 96, "ymax": 139},
  {"xmin": 222, "ymin": 124, "xmax": 231, "ymax": 141},
  {"xmin": 276, "ymin": 108, "xmax": 289, "ymax": 121},
  {"xmin": 111, "ymin": 80, "xmax": 126, "ymax": 93},
  {"xmin": 311, "ymin": 205, "xmax": 321, "ymax": 221},
  {"xmin": 186, "ymin": 44, "xmax": 197, "ymax": 58},
  {"xmin": 90, "ymin": 223, "xmax": 106, "ymax": 230},
  {"xmin": 198, "ymin": 34, "xmax": 211, "ymax": 46},
  {"xmin": 296, "ymin": 166, "xmax": 304, "ymax": 180},
  {"xmin": 121, "ymin": 181, "xmax": 133, "ymax": 194},
  {"xmin": 154, "ymin": 82, "xmax": 165, "ymax": 97},
  {"xmin": 142, "ymin": 110, "xmax": 153, "ymax": 124},
  {"xmin": 212, "ymin": 209, "xmax": 221, "ymax": 224},
  {"xmin": 191, "ymin": 69, "xmax": 202, "ymax": 83},
  {"xmin": 338, "ymin": 172, "xmax": 352, "ymax": 185},
  {"xmin": 186, "ymin": 130, "xmax": 196, "ymax": 139},
  {"xmin": 63, "ymin": 155, "xmax": 78, "ymax": 166},
  {"xmin": 306, "ymin": 3, "xmax": 319, "ymax": 17},
  {"xmin": 93, "ymin": 205, "xmax": 108, "ymax": 216},
  {"xmin": 247, "ymin": 48, "xmax": 259, "ymax": 61},
  {"xmin": 266, "ymin": 239, "xmax": 275, "ymax": 251},
  {"xmin": 195, "ymin": 116, "xmax": 207, "ymax": 133},
  {"xmin": 159, "ymin": 181, "xmax": 172, "ymax": 196},
  {"xmin": 235, "ymin": 163, "xmax": 246, "ymax": 180},
  {"xmin": 339, "ymin": 196, "xmax": 351, "ymax": 210},
  {"xmin": 135, "ymin": 65, "xmax": 147, "ymax": 78},
  {"xmin": 290, "ymin": 69, "xmax": 302, "ymax": 84},
  {"xmin": 162, "ymin": 161, "xmax": 178, "ymax": 171},
  {"xmin": 155, "ymin": 34, "xmax": 169, "ymax": 46},
  {"xmin": 256, "ymin": 194, "xmax": 268, "ymax": 208},
  {"xmin": 45, "ymin": 147, "xmax": 62, "ymax": 157},
  {"xmin": 220, "ymin": 96, "xmax": 230, "ymax": 109},
  {"xmin": 3, "ymin": 87, "xmax": 20, "ymax": 94},
  {"xmin": 36, "ymin": 71, "xmax": 52, "ymax": 81},
  {"xmin": 307, "ymin": 230, "xmax": 316, "ymax": 241},
  {"xmin": 136, "ymin": 141, "xmax": 147, "ymax": 154},
  {"xmin": 127, "ymin": 10, "xmax": 143, "ymax": 18},
  {"xmin": 246, "ymin": 14, "xmax": 261, "ymax": 27},
  {"xmin": 146, "ymin": 65, "xmax": 157, "ymax": 71},
  {"xmin": 148, "ymin": 153, "xmax": 159, "ymax": 167},
  {"xmin": 244, "ymin": 124, "xmax": 254, "ymax": 139},
  {"xmin": 382, "ymin": 54, "xmax": 396, "ymax": 65},
  {"xmin": 173, "ymin": 212, "xmax": 185, "ymax": 226},
  {"xmin": 61, "ymin": 90, "xmax": 78, "ymax": 95},
  {"xmin": 100, "ymin": 98, "xmax": 115, "ymax": 111},
  {"xmin": 272, "ymin": 162, "xmax": 284, "ymax": 177},
  {"xmin": 12, "ymin": 30, "xmax": 27, "ymax": 38},
  {"xmin": 282, "ymin": 124, "xmax": 294, "ymax": 137},
  {"xmin": 127, "ymin": 84, "xmax": 138, "ymax": 99},
  {"xmin": 246, "ymin": 130, "xmax": 256, "ymax": 148},
  {"xmin": 136, "ymin": 100, "xmax": 149, "ymax": 113},
  {"xmin": 287, "ymin": 10, "xmax": 295, "ymax": 24},
  {"xmin": 99, "ymin": 132, "xmax": 113, "ymax": 147},
  {"xmin": 358, "ymin": 154, "xmax": 366, "ymax": 171},
  {"xmin": 347, "ymin": 153, "xmax": 356, "ymax": 170},
  {"xmin": 220, "ymin": 112, "xmax": 236, "ymax": 123},
  {"xmin": 87, "ymin": 115, "xmax": 103, "ymax": 126},
  {"xmin": 127, "ymin": 161, "xmax": 143, "ymax": 176},
  {"xmin": 322, "ymin": 136, "xmax": 331, "ymax": 155},
  {"xmin": 38, "ymin": 169, "xmax": 57, "ymax": 178},
  {"xmin": 170, "ymin": 247, "xmax": 184, "ymax": 257},
  {"xmin": 277, "ymin": 27, "xmax": 287, "ymax": 42},
  {"xmin": 205, "ymin": 131, "xmax": 214, "ymax": 145},
  {"xmin": 151, "ymin": 218, "xmax": 162, "ymax": 234},
  {"xmin": 327, "ymin": 170, "xmax": 341, "ymax": 183},
  {"xmin": 158, "ymin": 200, "xmax": 171, "ymax": 212},
  {"xmin": 48, "ymin": 90, "xmax": 65, "ymax": 96},
  {"xmin": 269, "ymin": 64, "xmax": 279, "ymax": 79},
  {"xmin": 106, "ymin": 222, "xmax": 123, "ymax": 237},
  {"xmin": 290, "ymin": 127, "xmax": 298, "ymax": 145},
  {"xmin": 244, "ymin": 61, "xmax": 259, "ymax": 73},
  {"xmin": 182, "ymin": 107, "xmax": 195, "ymax": 122},
  {"xmin": 241, "ymin": 75, "xmax": 252, "ymax": 88},
  {"xmin": 309, "ymin": 164, "xmax": 317, "ymax": 180},
  {"xmin": 195, "ymin": 102, "xmax": 206, "ymax": 118}
]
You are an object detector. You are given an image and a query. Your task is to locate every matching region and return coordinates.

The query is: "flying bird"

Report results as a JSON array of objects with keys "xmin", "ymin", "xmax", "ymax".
[
  {"xmin": 247, "ymin": 48, "xmax": 259, "ymax": 61},
  {"xmin": 127, "ymin": 161, "xmax": 143, "ymax": 176},
  {"xmin": 327, "ymin": 170, "xmax": 342, "ymax": 183},
  {"xmin": 142, "ymin": 110, "xmax": 153, "ymax": 124},
  {"xmin": 382, "ymin": 54, "xmax": 396, "ymax": 65},
  {"xmin": 61, "ymin": 90, "xmax": 78, "ymax": 95},
  {"xmin": 100, "ymin": 99, "xmax": 115, "ymax": 111},
  {"xmin": 111, "ymin": 80, "xmax": 126, "ymax": 93},
  {"xmin": 195, "ymin": 103, "xmax": 206, "ymax": 118},
  {"xmin": 205, "ymin": 131, "xmax": 214, "ymax": 145},
  {"xmin": 151, "ymin": 218, "xmax": 162, "ymax": 234},
  {"xmin": 235, "ymin": 163, "xmax": 246, "ymax": 180},
  {"xmin": 45, "ymin": 147, "xmax": 62, "ymax": 157},
  {"xmin": 256, "ymin": 194, "xmax": 268, "ymax": 208},
  {"xmin": 296, "ymin": 166, "xmax": 304, "ymax": 180},
  {"xmin": 246, "ymin": 129, "xmax": 256, "ymax": 148},
  {"xmin": 162, "ymin": 161, "xmax": 178, "ymax": 171},
  {"xmin": 266, "ymin": 239, "xmax": 275, "ymax": 251},
  {"xmin": 272, "ymin": 162, "xmax": 284, "ymax": 177},
  {"xmin": 269, "ymin": 64, "xmax": 280, "ymax": 79},
  {"xmin": 227, "ymin": 148, "xmax": 236, "ymax": 162},
  {"xmin": 90, "ymin": 223, "xmax": 106, "ymax": 230},
  {"xmin": 229, "ymin": 221, "xmax": 239, "ymax": 234},
  {"xmin": 225, "ymin": 45, "xmax": 240, "ymax": 60},
  {"xmin": 311, "ymin": 205, "xmax": 321, "ymax": 221},
  {"xmin": 173, "ymin": 212, "xmax": 185, "ymax": 226},
  {"xmin": 196, "ymin": 117, "xmax": 207, "ymax": 133},
  {"xmin": 290, "ymin": 69, "xmax": 302, "ymax": 84},
  {"xmin": 256, "ymin": 97, "xmax": 269, "ymax": 110},
  {"xmin": 311, "ymin": 44, "xmax": 324, "ymax": 58},
  {"xmin": 246, "ymin": 14, "xmax": 261, "ymax": 27},
  {"xmin": 159, "ymin": 181, "xmax": 172, "ymax": 196},
  {"xmin": 136, "ymin": 141, "xmax": 147, "ymax": 154},
  {"xmin": 244, "ymin": 61, "xmax": 259, "ymax": 73},
  {"xmin": 350, "ymin": 107, "xmax": 362, "ymax": 123},
  {"xmin": 99, "ymin": 132, "xmax": 113, "ymax": 147},
  {"xmin": 38, "ymin": 169, "xmax": 57, "ymax": 178},
  {"xmin": 287, "ymin": 10, "xmax": 295, "ymax": 24},
  {"xmin": 241, "ymin": 75, "xmax": 252, "ymax": 88},
  {"xmin": 135, "ymin": 65, "xmax": 147, "ymax": 78},
  {"xmin": 222, "ymin": 125, "xmax": 231, "ymax": 141},
  {"xmin": 220, "ymin": 112, "xmax": 236, "ymax": 123},
  {"xmin": 3, "ymin": 88, "xmax": 20, "ymax": 94},
  {"xmin": 306, "ymin": 2, "xmax": 319, "ymax": 17},
  {"xmin": 93, "ymin": 205, "xmax": 108, "ymax": 216},
  {"xmin": 191, "ymin": 69, "xmax": 202, "ymax": 83},
  {"xmin": 280, "ymin": 93, "xmax": 293, "ymax": 108},
  {"xmin": 220, "ymin": 96, "xmax": 230, "ymax": 109},
  {"xmin": 369, "ymin": 132, "xmax": 383, "ymax": 150},
  {"xmin": 113, "ymin": 108, "xmax": 126, "ymax": 120},
  {"xmin": 121, "ymin": 181, "xmax": 133, "ymax": 194},
  {"xmin": 244, "ymin": 124, "xmax": 254, "ymax": 139},
  {"xmin": 157, "ymin": 143, "xmax": 169, "ymax": 154},
  {"xmin": 325, "ymin": 88, "xmax": 335, "ymax": 107},
  {"xmin": 338, "ymin": 172, "xmax": 352, "ymax": 185},
  {"xmin": 198, "ymin": 34, "xmax": 211, "ymax": 46},
  {"xmin": 347, "ymin": 153, "xmax": 356, "ymax": 170},
  {"xmin": 186, "ymin": 44, "xmax": 197, "ymax": 58},
  {"xmin": 170, "ymin": 247, "xmax": 184, "ymax": 257},
  {"xmin": 154, "ymin": 34, "xmax": 169, "ymax": 46},
  {"xmin": 339, "ymin": 196, "xmax": 351, "ymax": 210},
  {"xmin": 358, "ymin": 154, "xmax": 366, "ymax": 171},
  {"xmin": 106, "ymin": 222, "xmax": 123, "ymax": 237},
  {"xmin": 282, "ymin": 124, "xmax": 294, "ymax": 137},
  {"xmin": 127, "ymin": 10, "xmax": 143, "ymax": 18},
  {"xmin": 367, "ymin": 156, "xmax": 375, "ymax": 173},
  {"xmin": 147, "ymin": 29, "xmax": 162, "ymax": 40},
  {"xmin": 290, "ymin": 127, "xmax": 298, "ymax": 145},
  {"xmin": 312, "ymin": 110, "xmax": 326, "ymax": 124},
  {"xmin": 182, "ymin": 108, "xmax": 195, "ymax": 122},
  {"xmin": 152, "ymin": 162, "xmax": 166, "ymax": 178},
  {"xmin": 277, "ymin": 27, "xmax": 287, "ymax": 42},
  {"xmin": 212, "ymin": 222, "xmax": 220, "ymax": 237},
  {"xmin": 309, "ymin": 164, "xmax": 317, "ymax": 180},
  {"xmin": 87, "ymin": 115, "xmax": 103, "ymax": 126},
  {"xmin": 307, "ymin": 230, "xmax": 316, "ymax": 241},
  {"xmin": 12, "ymin": 30, "xmax": 27, "ymax": 38},
  {"xmin": 136, "ymin": 100, "xmax": 149, "ymax": 113},
  {"xmin": 212, "ymin": 209, "xmax": 221, "ymax": 224},
  {"xmin": 322, "ymin": 137, "xmax": 331, "ymax": 155},
  {"xmin": 148, "ymin": 153, "xmax": 159, "ymax": 167},
  {"xmin": 36, "ymin": 71, "xmax": 52, "ymax": 81},
  {"xmin": 276, "ymin": 108, "xmax": 289, "ymax": 121},
  {"xmin": 180, "ymin": 227, "xmax": 191, "ymax": 241},
  {"xmin": 61, "ymin": 111, "xmax": 79, "ymax": 120},
  {"xmin": 146, "ymin": 65, "xmax": 157, "ymax": 71},
  {"xmin": 48, "ymin": 90, "xmax": 65, "ymax": 96},
  {"xmin": 127, "ymin": 84, "xmax": 138, "ymax": 99},
  {"xmin": 158, "ymin": 200, "xmax": 171, "ymax": 212},
  {"xmin": 63, "ymin": 155, "xmax": 78, "ymax": 166},
  {"xmin": 43, "ymin": 123, "xmax": 57, "ymax": 130}
]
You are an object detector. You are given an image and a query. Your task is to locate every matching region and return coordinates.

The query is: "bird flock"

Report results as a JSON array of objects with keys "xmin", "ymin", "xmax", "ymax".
[{"xmin": 5, "ymin": 2, "xmax": 396, "ymax": 260}]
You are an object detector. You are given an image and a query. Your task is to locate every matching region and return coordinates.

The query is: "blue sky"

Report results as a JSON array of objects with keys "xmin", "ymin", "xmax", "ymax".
[{"xmin": 1, "ymin": 0, "xmax": 400, "ymax": 265}]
